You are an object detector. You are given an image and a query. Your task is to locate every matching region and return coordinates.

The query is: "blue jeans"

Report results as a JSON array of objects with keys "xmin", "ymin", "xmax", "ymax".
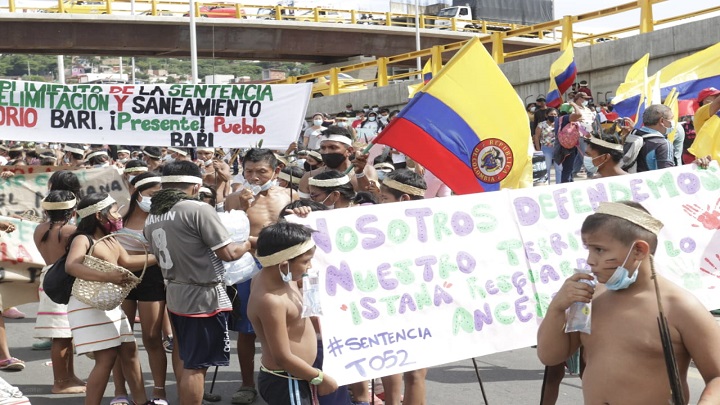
[
  {"xmin": 541, "ymin": 145, "xmax": 562, "ymax": 184},
  {"xmin": 561, "ymin": 147, "xmax": 578, "ymax": 183},
  {"xmin": 572, "ymin": 140, "xmax": 587, "ymax": 177}
]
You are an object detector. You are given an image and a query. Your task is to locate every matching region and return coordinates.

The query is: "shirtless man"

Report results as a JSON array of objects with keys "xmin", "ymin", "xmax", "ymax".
[
  {"xmin": 248, "ymin": 221, "xmax": 338, "ymax": 404},
  {"xmin": 196, "ymin": 147, "xmax": 232, "ymax": 204},
  {"xmin": 224, "ymin": 148, "xmax": 292, "ymax": 404},
  {"xmin": 33, "ymin": 191, "xmax": 86, "ymax": 394},
  {"xmin": 537, "ymin": 201, "xmax": 720, "ymax": 404},
  {"xmin": 298, "ymin": 126, "xmax": 376, "ymax": 199}
]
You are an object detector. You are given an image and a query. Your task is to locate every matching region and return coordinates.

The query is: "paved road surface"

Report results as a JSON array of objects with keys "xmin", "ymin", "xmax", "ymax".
[{"xmin": 2, "ymin": 302, "xmax": 709, "ymax": 404}]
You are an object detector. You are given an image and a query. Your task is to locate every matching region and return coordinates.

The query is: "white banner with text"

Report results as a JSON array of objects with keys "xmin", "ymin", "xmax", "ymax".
[
  {"xmin": 293, "ymin": 163, "xmax": 720, "ymax": 385},
  {"xmin": 0, "ymin": 80, "xmax": 312, "ymax": 149}
]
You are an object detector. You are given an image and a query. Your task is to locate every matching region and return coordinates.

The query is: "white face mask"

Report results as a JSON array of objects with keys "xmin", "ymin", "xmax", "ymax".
[
  {"xmin": 128, "ymin": 175, "xmax": 136, "ymax": 183},
  {"xmin": 118, "ymin": 158, "xmax": 129, "ymax": 164},
  {"xmin": 372, "ymin": 107, "xmax": 379, "ymax": 112},
  {"xmin": 582, "ymin": 100, "xmax": 589, "ymax": 107},
  {"xmin": 368, "ymin": 116, "xmax": 376, "ymax": 122},
  {"xmin": 279, "ymin": 262, "xmax": 293, "ymax": 283},
  {"xmin": 137, "ymin": 195, "xmax": 152, "ymax": 212},
  {"xmin": 203, "ymin": 158, "xmax": 213, "ymax": 166},
  {"xmin": 313, "ymin": 119, "xmax": 323, "ymax": 126},
  {"xmin": 336, "ymin": 121, "xmax": 347, "ymax": 128},
  {"xmin": 321, "ymin": 193, "xmax": 335, "ymax": 209}
]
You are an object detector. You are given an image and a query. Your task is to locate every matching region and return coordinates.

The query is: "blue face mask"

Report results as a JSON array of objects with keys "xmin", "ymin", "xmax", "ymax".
[
  {"xmin": 605, "ymin": 243, "xmax": 640, "ymax": 291},
  {"xmin": 583, "ymin": 156, "xmax": 598, "ymax": 175}
]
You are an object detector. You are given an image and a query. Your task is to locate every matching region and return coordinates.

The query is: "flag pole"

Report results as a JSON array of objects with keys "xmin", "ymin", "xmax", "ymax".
[{"xmin": 344, "ymin": 142, "xmax": 375, "ymax": 175}]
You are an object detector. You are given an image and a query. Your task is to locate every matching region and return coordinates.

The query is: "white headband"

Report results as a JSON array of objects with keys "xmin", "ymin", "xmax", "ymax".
[
  {"xmin": 42, "ymin": 198, "xmax": 77, "ymax": 211},
  {"xmin": 278, "ymin": 171, "xmax": 301, "ymax": 185},
  {"xmin": 161, "ymin": 175, "xmax": 203, "ymax": 185},
  {"xmin": 142, "ymin": 148, "xmax": 161, "ymax": 159},
  {"xmin": 167, "ymin": 147, "xmax": 188, "ymax": 156},
  {"xmin": 382, "ymin": 178, "xmax": 426, "ymax": 197},
  {"xmin": 321, "ymin": 135, "xmax": 353, "ymax": 146},
  {"xmin": 85, "ymin": 150, "xmax": 109, "ymax": 161},
  {"xmin": 199, "ymin": 187, "xmax": 212, "ymax": 194},
  {"xmin": 64, "ymin": 146, "xmax": 85, "ymax": 155},
  {"xmin": 309, "ymin": 175, "xmax": 351, "ymax": 188},
  {"xmin": 374, "ymin": 163, "xmax": 395, "ymax": 171},
  {"xmin": 595, "ymin": 202, "xmax": 664, "ymax": 235},
  {"xmin": 307, "ymin": 150, "xmax": 323, "ymax": 161},
  {"xmin": 134, "ymin": 176, "xmax": 161, "ymax": 188},
  {"xmin": 117, "ymin": 149, "xmax": 131, "ymax": 155},
  {"xmin": 196, "ymin": 147, "xmax": 214, "ymax": 153},
  {"xmin": 124, "ymin": 166, "xmax": 148, "ymax": 174},
  {"xmin": 256, "ymin": 239, "xmax": 316, "ymax": 267},
  {"xmin": 587, "ymin": 137, "xmax": 624, "ymax": 152},
  {"xmin": 77, "ymin": 195, "xmax": 116, "ymax": 219}
]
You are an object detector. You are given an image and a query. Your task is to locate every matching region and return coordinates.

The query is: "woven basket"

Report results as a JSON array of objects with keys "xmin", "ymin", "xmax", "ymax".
[
  {"xmin": 20, "ymin": 210, "xmax": 43, "ymax": 223},
  {"xmin": 72, "ymin": 233, "xmax": 148, "ymax": 311}
]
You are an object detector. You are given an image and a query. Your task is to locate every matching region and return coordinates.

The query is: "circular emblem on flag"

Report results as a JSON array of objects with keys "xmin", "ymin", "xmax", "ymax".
[{"xmin": 471, "ymin": 138, "xmax": 514, "ymax": 184}]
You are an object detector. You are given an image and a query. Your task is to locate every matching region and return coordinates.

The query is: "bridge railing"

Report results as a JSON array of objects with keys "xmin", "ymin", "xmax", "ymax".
[{"xmin": 270, "ymin": 0, "xmax": 720, "ymax": 95}]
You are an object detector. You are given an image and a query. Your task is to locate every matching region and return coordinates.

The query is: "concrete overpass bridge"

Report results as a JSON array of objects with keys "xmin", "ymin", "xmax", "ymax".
[{"xmin": 0, "ymin": 13, "xmax": 550, "ymax": 63}]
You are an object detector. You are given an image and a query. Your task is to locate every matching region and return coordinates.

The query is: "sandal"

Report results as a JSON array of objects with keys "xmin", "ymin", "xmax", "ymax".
[
  {"xmin": 231, "ymin": 386, "xmax": 258, "ymax": 404},
  {"xmin": 110, "ymin": 395, "xmax": 133, "ymax": 405},
  {"xmin": 0, "ymin": 358, "xmax": 25, "ymax": 371}
]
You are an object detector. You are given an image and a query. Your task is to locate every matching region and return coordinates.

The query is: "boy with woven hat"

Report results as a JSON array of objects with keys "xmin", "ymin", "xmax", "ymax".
[
  {"xmin": 248, "ymin": 221, "xmax": 338, "ymax": 404},
  {"xmin": 537, "ymin": 201, "xmax": 720, "ymax": 404}
]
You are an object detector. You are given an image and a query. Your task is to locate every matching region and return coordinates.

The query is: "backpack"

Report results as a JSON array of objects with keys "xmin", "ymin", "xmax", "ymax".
[
  {"xmin": 621, "ymin": 132, "xmax": 644, "ymax": 173},
  {"xmin": 557, "ymin": 121, "xmax": 581, "ymax": 149},
  {"xmin": 43, "ymin": 235, "xmax": 93, "ymax": 305}
]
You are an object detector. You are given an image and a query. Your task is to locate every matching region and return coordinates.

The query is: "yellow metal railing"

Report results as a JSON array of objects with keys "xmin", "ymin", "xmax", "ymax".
[{"xmin": 270, "ymin": 0, "xmax": 720, "ymax": 95}]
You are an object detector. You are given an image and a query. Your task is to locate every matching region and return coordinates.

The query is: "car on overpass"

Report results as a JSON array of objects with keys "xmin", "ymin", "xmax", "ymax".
[
  {"xmin": 309, "ymin": 73, "xmax": 367, "ymax": 97},
  {"xmin": 185, "ymin": 5, "xmax": 246, "ymax": 18},
  {"xmin": 45, "ymin": 0, "xmax": 106, "ymax": 14},
  {"xmin": 294, "ymin": 9, "xmax": 345, "ymax": 23}
]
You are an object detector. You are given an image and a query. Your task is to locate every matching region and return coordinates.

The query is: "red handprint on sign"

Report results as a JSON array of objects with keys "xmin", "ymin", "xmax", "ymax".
[{"xmin": 683, "ymin": 198, "xmax": 720, "ymax": 230}]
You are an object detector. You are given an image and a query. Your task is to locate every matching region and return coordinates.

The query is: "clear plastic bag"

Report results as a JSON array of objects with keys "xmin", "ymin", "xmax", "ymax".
[
  {"xmin": 565, "ymin": 268, "xmax": 595, "ymax": 334},
  {"xmin": 301, "ymin": 272, "xmax": 323, "ymax": 318}
]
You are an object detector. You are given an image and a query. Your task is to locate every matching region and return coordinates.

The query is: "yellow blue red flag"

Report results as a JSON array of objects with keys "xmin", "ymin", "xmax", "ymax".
[
  {"xmin": 614, "ymin": 53, "xmax": 649, "ymax": 123},
  {"xmin": 613, "ymin": 42, "xmax": 720, "ymax": 119},
  {"xmin": 376, "ymin": 37, "xmax": 531, "ymax": 194},
  {"xmin": 546, "ymin": 47, "xmax": 577, "ymax": 108},
  {"xmin": 688, "ymin": 110, "xmax": 720, "ymax": 161},
  {"xmin": 407, "ymin": 59, "xmax": 435, "ymax": 99}
]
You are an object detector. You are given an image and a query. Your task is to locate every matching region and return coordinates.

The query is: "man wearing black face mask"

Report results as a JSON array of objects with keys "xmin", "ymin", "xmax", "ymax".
[{"xmin": 298, "ymin": 126, "xmax": 376, "ymax": 199}]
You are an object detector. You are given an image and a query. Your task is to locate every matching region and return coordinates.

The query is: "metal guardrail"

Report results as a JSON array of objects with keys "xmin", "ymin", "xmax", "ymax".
[{"xmin": 271, "ymin": 0, "xmax": 720, "ymax": 96}]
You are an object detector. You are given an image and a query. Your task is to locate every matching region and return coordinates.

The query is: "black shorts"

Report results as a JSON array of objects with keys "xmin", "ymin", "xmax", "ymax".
[
  {"xmin": 169, "ymin": 311, "xmax": 231, "ymax": 369},
  {"xmin": 258, "ymin": 369, "xmax": 313, "ymax": 405},
  {"xmin": 126, "ymin": 264, "xmax": 166, "ymax": 302}
]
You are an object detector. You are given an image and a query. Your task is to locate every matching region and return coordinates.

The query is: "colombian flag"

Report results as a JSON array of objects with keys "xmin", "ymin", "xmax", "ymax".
[
  {"xmin": 688, "ymin": 110, "xmax": 720, "ymax": 161},
  {"xmin": 376, "ymin": 38, "xmax": 532, "ymax": 194},
  {"xmin": 407, "ymin": 60, "xmax": 435, "ymax": 99},
  {"xmin": 614, "ymin": 53, "xmax": 650, "ymax": 125},
  {"xmin": 546, "ymin": 47, "xmax": 577, "ymax": 108},
  {"xmin": 613, "ymin": 42, "xmax": 720, "ymax": 119}
]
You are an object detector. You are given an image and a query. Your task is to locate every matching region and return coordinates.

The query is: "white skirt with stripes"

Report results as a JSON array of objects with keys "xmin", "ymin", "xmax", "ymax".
[
  {"xmin": 67, "ymin": 296, "xmax": 135, "ymax": 354},
  {"xmin": 34, "ymin": 266, "xmax": 72, "ymax": 339}
]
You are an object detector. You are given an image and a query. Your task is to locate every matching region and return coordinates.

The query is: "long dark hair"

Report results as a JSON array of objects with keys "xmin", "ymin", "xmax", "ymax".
[
  {"xmin": 49, "ymin": 170, "xmax": 81, "ymax": 198},
  {"xmin": 124, "ymin": 171, "xmax": 161, "ymax": 222},
  {"xmin": 68, "ymin": 192, "xmax": 115, "ymax": 250},
  {"xmin": 41, "ymin": 190, "xmax": 76, "ymax": 243}
]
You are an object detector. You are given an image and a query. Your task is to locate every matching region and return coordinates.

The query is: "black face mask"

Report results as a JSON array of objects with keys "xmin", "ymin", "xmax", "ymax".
[
  {"xmin": 321, "ymin": 153, "xmax": 345, "ymax": 169},
  {"xmin": 547, "ymin": 116, "xmax": 556, "ymax": 123},
  {"xmin": 303, "ymin": 162, "xmax": 317, "ymax": 172}
]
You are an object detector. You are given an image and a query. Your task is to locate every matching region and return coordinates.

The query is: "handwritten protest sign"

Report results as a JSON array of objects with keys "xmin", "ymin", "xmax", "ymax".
[
  {"xmin": 0, "ymin": 166, "xmax": 130, "ymax": 218},
  {"xmin": 293, "ymin": 163, "xmax": 720, "ymax": 385},
  {"xmin": 0, "ymin": 216, "xmax": 45, "ymax": 309},
  {"xmin": 514, "ymin": 162, "xmax": 720, "ymax": 314},
  {"xmin": 0, "ymin": 80, "xmax": 312, "ymax": 149}
]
